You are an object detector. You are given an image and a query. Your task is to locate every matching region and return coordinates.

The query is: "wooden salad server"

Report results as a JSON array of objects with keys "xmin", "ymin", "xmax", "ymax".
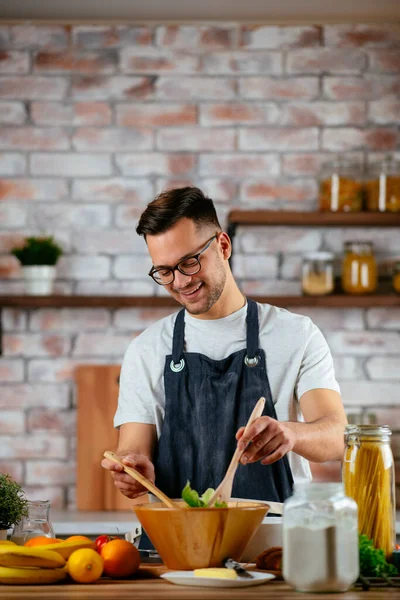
[
  {"xmin": 206, "ymin": 396, "xmax": 266, "ymax": 507},
  {"xmin": 103, "ymin": 450, "xmax": 179, "ymax": 509}
]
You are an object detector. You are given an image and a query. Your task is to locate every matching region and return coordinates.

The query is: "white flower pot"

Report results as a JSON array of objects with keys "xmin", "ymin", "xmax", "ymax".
[
  {"xmin": 0, "ymin": 530, "xmax": 7, "ymax": 540},
  {"xmin": 22, "ymin": 266, "xmax": 56, "ymax": 296}
]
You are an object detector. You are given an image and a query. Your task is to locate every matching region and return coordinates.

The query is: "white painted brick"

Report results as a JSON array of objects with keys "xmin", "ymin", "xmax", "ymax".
[
  {"xmin": 367, "ymin": 308, "xmax": 400, "ymax": 329},
  {"xmin": 156, "ymin": 76, "xmax": 236, "ymax": 100},
  {"xmin": 232, "ymin": 254, "xmax": 278, "ymax": 278},
  {"xmin": 0, "ymin": 461, "xmax": 23, "ymax": 482},
  {"xmin": 199, "ymin": 102, "xmax": 280, "ymax": 126},
  {"xmin": 324, "ymin": 331, "xmax": 400, "ymax": 355},
  {"xmin": 157, "ymin": 127, "xmax": 236, "ymax": 152},
  {"xmin": 116, "ymin": 153, "xmax": 196, "ymax": 177},
  {"xmin": 30, "ymin": 153, "xmax": 112, "ymax": 176},
  {"xmin": 241, "ymin": 280, "xmax": 301, "ymax": 295},
  {"xmin": 120, "ymin": 47, "xmax": 200, "ymax": 73},
  {"xmin": 0, "ymin": 77, "xmax": 68, "ymax": 99},
  {"xmin": 365, "ymin": 357, "xmax": 400, "ymax": 380},
  {"xmin": 324, "ymin": 228, "xmax": 400, "ymax": 253},
  {"xmin": 27, "ymin": 409, "xmax": 76, "ymax": 435},
  {"xmin": 72, "ymin": 127, "xmax": 153, "ymax": 152},
  {"xmin": 71, "ymin": 230, "xmax": 148, "ymax": 255},
  {"xmin": 0, "ymin": 178, "xmax": 68, "ymax": 201},
  {"xmin": 29, "ymin": 308, "xmax": 110, "ymax": 332},
  {"xmin": 72, "ymin": 178, "xmax": 152, "ymax": 203},
  {"xmin": 22, "ymin": 486, "xmax": 65, "ymax": 509},
  {"xmin": 200, "ymin": 179, "xmax": 238, "ymax": 203},
  {"xmin": 240, "ymin": 25, "xmax": 320, "ymax": 49},
  {"xmin": 29, "ymin": 204, "xmax": 111, "ymax": 230},
  {"xmin": 72, "ymin": 25, "xmax": 152, "ymax": 49},
  {"xmin": 72, "ymin": 333, "xmax": 134, "ymax": 357},
  {"xmin": 280, "ymin": 255, "xmax": 302, "ymax": 279},
  {"xmin": 0, "ymin": 102, "xmax": 27, "ymax": 124},
  {"xmin": 0, "ymin": 384, "xmax": 69, "ymax": 409},
  {"xmin": 240, "ymin": 178, "xmax": 317, "ymax": 204},
  {"xmin": 3, "ymin": 334, "xmax": 71, "ymax": 357},
  {"xmin": 0, "ymin": 203, "xmax": 27, "ymax": 227},
  {"xmin": 28, "ymin": 358, "xmax": 113, "ymax": 383},
  {"xmin": 0, "ymin": 434, "xmax": 67, "ymax": 459},
  {"xmin": 25, "ymin": 461, "xmax": 75, "ymax": 486},
  {"xmin": 75, "ymin": 280, "xmax": 156, "ymax": 296},
  {"xmin": 239, "ymin": 127, "xmax": 319, "ymax": 151},
  {"xmin": 0, "ymin": 51, "xmax": 30, "ymax": 74},
  {"xmin": 199, "ymin": 154, "xmax": 280, "ymax": 177},
  {"xmin": 114, "ymin": 307, "xmax": 177, "ymax": 331},
  {"xmin": 0, "ymin": 359, "xmax": 24, "ymax": 382},
  {"xmin": 57, "ymin": 255, "xmax": 110, "ymax": 280},
  {"xmin": 114, "ymin": 203, "xmax": 146, "ymax": 228},
  {"xmin": 202, "ymin": 51, "xmax": 282, "ymax": 74},
  {"xmin": 71, "ymin": 75, "xmax": 155, "ymax": 100},
  {"xmin": 286, "ymin": 48, "xmax": 366, "ymax": 75},
  {"xmin": 238, "ymin": 227, "xmax": 322, "ymax": 253},
  {"xmin": 2, "ymin": 309, "xmax": 27, "ymax": 331},
  {"xmin": 289, "ymin": 308, "xmax": 365, "ymax": 331},
  {"xmin": 0, "ymin": 411, "xmax": 25, "ymax": 434},
  {"xmin": 338, "ymin": 381, "xmax": 400, "ymax": 407},
  {"xmin": 155, "ymin": 24, "xmax": 237, "ymax": 49},
  {"xmin": 0, "ymin": 153, "xmax": 26, "ymax": 175},
  {"xmin": 10, "ymin": 25, "xmax": 69, "ymax": 49},
  {"xmin": 113, "ymin": 255, "xmax": 153, "ymax": 279},
  {"xmin": 67, "ymin": 486, "xmax": 76, "ymax": 510},
  {"xmin": 331, "ymin": 356, "xmax": 366, "ymax": 380}
]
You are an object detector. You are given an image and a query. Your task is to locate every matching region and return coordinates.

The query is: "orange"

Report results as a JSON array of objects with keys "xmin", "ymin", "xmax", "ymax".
[
  {"xmin": 24, "ymin": 536, "xmax": 63, "ymax": 547},
  {"xmin": 65, "ymin": 535, "xmax": 92, "ymax": 542},
  {"xmin": 100, "ymin": 539, "xmax": 140, "ymax": 579},
  {"xmin": 68, "ymin": 548, "xmax": 104, "ymax": 583}
]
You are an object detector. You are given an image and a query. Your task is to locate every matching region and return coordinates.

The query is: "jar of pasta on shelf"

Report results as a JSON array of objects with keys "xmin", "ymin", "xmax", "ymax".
[
  {"xmin": 365, "ymin": 155, "xmax": 400, "ymax": 212},
  {"xmin": 343, "ymin": 425, "xmax": 396, "ymax": 559},
  {"xmin": 392, "ymin": 260, "xmax": 400, "ymax": 294},
  {"xmin": 341, "ymin": 241, "xmax": 377, "ymax": 294},
  {"xmin": 302, "ymin": 252, "xmax": 335, "ymax": 296},
  {"xmin": 319, "ymin": 158, "xmax": 363, "ymax": 212}
]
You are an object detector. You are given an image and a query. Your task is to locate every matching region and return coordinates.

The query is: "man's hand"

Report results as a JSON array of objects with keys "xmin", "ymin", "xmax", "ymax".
[
  {"xmin": 236, "ymin": 417, "xmax": 296, "ymax": 466},
  {"xmin": 101, "ymin": 453, "xmax": 155, "ymax": 499}
]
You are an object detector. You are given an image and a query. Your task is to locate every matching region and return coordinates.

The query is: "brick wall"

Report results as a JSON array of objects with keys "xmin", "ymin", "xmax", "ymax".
[{"xmin": 0, "ymin": 23, "xmax": 399, "ymax": 509}]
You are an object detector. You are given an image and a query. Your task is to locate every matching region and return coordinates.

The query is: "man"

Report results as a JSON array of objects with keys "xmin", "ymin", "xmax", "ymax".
[{"xmin": 102, "ymin": 187, "xmax": 347, "ymax": 503}]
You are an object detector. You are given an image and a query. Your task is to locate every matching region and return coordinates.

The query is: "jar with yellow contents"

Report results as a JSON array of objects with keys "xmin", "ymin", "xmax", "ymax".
[
  {"xmin": 365, "ymin": 155, "xmax": 400, "ymax": 212},
  {"xmin": 341, "ymin": 241, "xmax": 377, "ymax": 294},
  {"xmin": 393, "ymin": 261, "xmax": 400, "ymax": 294},
  {"xmin": 319, "ymin": 158, "xmax": 363, "ymax": 212}
]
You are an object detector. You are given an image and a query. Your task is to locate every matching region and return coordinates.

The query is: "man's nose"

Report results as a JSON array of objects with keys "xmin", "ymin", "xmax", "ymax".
[{"xmin": 173, "ymin": 269, "xmax": 192, "ymax": 289}]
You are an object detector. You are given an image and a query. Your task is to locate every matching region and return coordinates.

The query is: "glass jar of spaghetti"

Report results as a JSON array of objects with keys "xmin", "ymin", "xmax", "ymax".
[
  {"xmin": 319, "ymin": 158, "xmax": 363, "ymax": 212},
  {"xmin": 343, "ymin": 425, "xmax": 396, "ymax": 558},
  {"xmin": 341, "ymin": 241, "xmax": 377, "ymax": 294},
  {"xmin": 365, "ymin": 155, "xmax": 400, "ymax": 212}
]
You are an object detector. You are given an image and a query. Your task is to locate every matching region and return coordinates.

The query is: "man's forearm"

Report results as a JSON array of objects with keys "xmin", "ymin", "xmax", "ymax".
[{"xmin": 285, "ymin": 414, "xmax": 347, "ymax": 462}]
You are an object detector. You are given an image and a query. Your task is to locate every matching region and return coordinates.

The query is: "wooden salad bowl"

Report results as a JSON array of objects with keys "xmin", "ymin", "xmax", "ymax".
[{"xmin": 134, "ymin": 500, "xmax": 269, "ymax": 570}]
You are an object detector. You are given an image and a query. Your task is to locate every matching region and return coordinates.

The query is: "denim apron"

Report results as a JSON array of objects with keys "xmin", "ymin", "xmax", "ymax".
[{"xmin": 154, "ymin": 298, "xmax": 293, "ymax": 503}]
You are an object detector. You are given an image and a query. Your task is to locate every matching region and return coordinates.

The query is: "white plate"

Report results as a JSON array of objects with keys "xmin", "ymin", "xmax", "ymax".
[{"xmin": 161, "ymin": 571, "xmax": 275, "ymax": 588}]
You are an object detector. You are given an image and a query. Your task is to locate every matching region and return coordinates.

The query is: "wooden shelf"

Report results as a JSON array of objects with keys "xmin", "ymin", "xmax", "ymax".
[
  {"xmin": 228, "ymin": 210, "xmax": 400, "ymax": 227},
  {"xmin": 1, "ymin": 294, "xmax": 399, "ymax": 309}
]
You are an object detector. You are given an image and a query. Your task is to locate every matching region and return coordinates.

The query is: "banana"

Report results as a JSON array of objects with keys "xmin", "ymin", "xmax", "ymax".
[
  {"xmin": 0, "ymin": 541, "xmax": 16, "ymax": 546},
  {"xmin": 42, "ymin": 539, "xmax": 96, "ymax": 559},
  {"xmin": 0, "ymin": 565, "xmax": 67, "ymax": 585},
  {"xmin": 0, "ymin": 546, "xmax": 65, "ymax": 569}
]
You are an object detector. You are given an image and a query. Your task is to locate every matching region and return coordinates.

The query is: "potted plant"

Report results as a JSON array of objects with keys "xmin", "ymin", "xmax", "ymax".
[
  {"xmin": 0, "ymin": 474, "xmax": 28, "ymax": 540},
  {"xmin": 11, "ymin": 236, "xmax": 63, "ymax": 296}
]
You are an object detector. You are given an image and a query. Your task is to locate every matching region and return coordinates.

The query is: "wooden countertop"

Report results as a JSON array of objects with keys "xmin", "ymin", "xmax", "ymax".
[{"xmin": 2, "ymin": 565, "xmax": 399, "ymax": 599}]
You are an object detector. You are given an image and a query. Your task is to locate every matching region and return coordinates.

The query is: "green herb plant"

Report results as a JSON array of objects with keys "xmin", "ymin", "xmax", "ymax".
[
  {"xmin": 0, "ymin": 473, "xmax": 29, "ymax": 530},
  {"xmin": 182, "ymin": 481, "xmax": 227, "ymax": 508},
  {"xmin": 11, "ymin": 236, "xmax": 63, "ymax": 266},
  {"xmin": 359, "ymin": 534, "xmax": 398, "ymax": 577}
]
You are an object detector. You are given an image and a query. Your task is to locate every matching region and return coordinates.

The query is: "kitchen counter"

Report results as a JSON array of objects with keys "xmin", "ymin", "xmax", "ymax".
[{"xmin": 3, "ymin": 566, "xmax": 399, "ymax": 599}]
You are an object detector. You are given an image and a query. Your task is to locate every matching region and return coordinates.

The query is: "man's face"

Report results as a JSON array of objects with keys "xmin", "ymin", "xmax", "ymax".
[{"xmin": 146, "ymin": 218, "xmax": 227, "ymax": 316}]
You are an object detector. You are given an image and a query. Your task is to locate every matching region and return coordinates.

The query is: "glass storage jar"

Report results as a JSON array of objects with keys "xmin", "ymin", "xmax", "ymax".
[
  {"xmin": 343, "ymin": 425, "xmax": 396, "ymax": 558},
  {"xmin": 10, "ymin": 500, "xmax": 55, "ymax": 545},
  {"xmin": 365, "ymin": 155, "xmax": 400, "ymax": 212},
  {"xmin": 302, "ymin": 252, "xmax": 335, "ymax": 296},
  {"xmin": 283, "ymin": 482, "xmax": 359, "ymax": 593},
  {"xmin": 319, "ymin": 158, "xmax": 363, "ymax": 212},
  {"xmin": 392, "ymin": 260, "xmax": 400, "ymax": 294},
  {"xmin": 341, "ymin": 241, "xmax": 377, "ymax": 294}
]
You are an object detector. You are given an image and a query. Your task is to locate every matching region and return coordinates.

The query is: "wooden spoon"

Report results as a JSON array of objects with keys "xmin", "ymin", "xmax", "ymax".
[
  {"xmin": 103, "ymin": 450, "xmax": 179, "ymax": 509},
  {"xmin": 206, "ymin": 397, "xmax": 266, "ymax": 507}
]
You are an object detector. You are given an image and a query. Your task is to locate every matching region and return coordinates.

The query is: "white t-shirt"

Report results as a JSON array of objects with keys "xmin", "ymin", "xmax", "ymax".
[{"xmin": 115, "ymin": 302, "xmax": 341, "ymax": 483}]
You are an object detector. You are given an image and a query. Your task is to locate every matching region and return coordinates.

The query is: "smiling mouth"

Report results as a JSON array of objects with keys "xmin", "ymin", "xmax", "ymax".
[{"xmin": 178, "ymin": 283, "xmax": 203, "ymax": 298}]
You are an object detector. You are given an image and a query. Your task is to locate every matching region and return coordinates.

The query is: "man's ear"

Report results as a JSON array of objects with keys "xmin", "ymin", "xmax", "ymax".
[{"xmin": 218, "ymin": 232, "xmax": 232, "ymax": 260}]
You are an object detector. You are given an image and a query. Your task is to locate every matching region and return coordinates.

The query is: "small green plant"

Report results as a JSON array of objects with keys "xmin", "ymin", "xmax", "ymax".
[
  {"xmin": 11, "ymin": 236, "xmax": 63, "ymax": 266},
  {"xmin": 0, "ymin": 473, "xmax": 29, "ymax": 530}
]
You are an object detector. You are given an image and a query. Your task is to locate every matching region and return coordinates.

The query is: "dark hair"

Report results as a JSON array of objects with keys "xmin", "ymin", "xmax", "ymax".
[{"xmin": 136, "ymin": 187, "xmax": 221, "ymax": 238}]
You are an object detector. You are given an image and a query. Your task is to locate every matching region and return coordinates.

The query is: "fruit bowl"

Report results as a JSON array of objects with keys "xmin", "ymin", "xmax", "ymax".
[{"xmin": 133, "ymin": 500, "xmax": 269, "ymax": 570}]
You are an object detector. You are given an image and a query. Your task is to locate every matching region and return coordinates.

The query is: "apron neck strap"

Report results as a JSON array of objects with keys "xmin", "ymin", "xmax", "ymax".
[{"xmin": 172, "ymin": 309, "xmax": 185, "ymax": 364}]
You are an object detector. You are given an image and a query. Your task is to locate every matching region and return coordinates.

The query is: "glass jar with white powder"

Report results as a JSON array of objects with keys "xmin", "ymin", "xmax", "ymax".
[{"xmin": 283, "ymin": 482, "xmax": 359, "ymax": 593}]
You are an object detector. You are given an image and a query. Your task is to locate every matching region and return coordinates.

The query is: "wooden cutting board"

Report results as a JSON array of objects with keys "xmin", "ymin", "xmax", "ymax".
[{"xmin": 75, "ymin": 364, "xmax": 148, "ymax": 511}]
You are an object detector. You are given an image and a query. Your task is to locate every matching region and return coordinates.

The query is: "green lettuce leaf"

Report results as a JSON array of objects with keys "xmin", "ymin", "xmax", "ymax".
[{"xmin": 181, "ymin": 481, "xmax": 228, "ymax": 508}]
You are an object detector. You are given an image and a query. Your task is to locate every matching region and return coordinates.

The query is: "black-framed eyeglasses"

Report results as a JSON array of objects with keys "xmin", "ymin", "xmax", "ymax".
[{"xmin": 149, "ymin": 235, "xmax": 218, "ymax": 286}]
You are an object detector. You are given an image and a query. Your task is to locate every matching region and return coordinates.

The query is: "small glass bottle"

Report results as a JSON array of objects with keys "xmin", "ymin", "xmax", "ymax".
[
  {"xmin": 283, "ymin": 482, "xmax": 359, "ymax": 593},
  {"xmin": 341, "ymin": 241, "xmax": 377, "ymax": 294},
  {"xmin": 319, "ymin": 158, "xmax": 363, "ymax": 212},
  {"xmin": 302, "ymin": 252, "xmax": 335, "ymax": 296},
  {"xmin": 343, "ymin": 425, "xmax": 396, "ymax": 558},
  {"xmin": 365, "ymin": 155, "xmax": 400, "ymax": 212},
  {"xmin": 10, "ymin": 500, "xmax": 55, "ymax": 545},
  {"xmin": 393, "ymin": 261, "xmax": 400, "ymax": 294}
]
